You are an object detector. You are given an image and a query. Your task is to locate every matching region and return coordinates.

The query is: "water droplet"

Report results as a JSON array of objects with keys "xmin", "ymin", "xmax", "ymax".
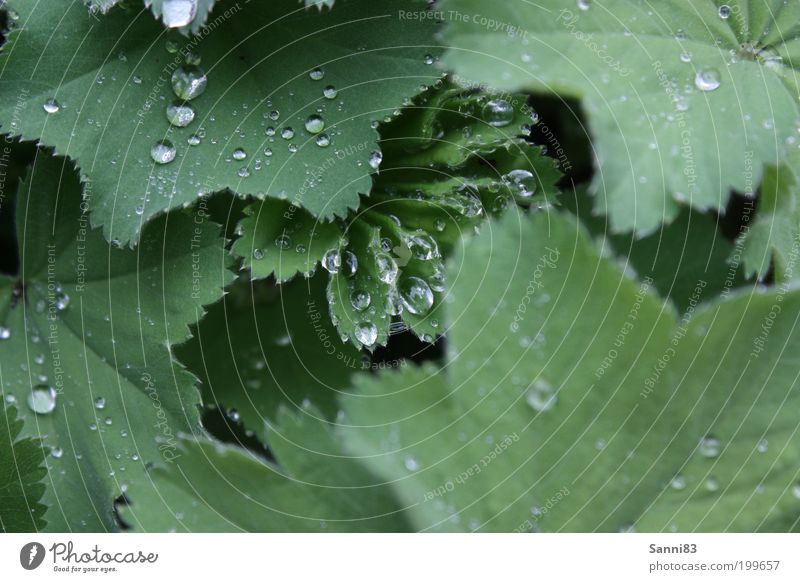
[
  {"xmin": 27, "ymin": 385, "xmax": 56, "ymax": 415},
  {"xmin": 252, "ymin": 248, "xmax": 265, "ymax": 261},
  {"xmin": 695, "ymin": 69, "xmax": 721, "ymax": 92},
  {"xmin": 792, "ymin": 482, "xmax": 800, "ymax": 499},
  {"xmin": 162, "ymin": 0, "xmax": 197, "ymax": 28},
  {"xmin": 275, "ymin": 234, "xmax": 291, "ymax": 250},
  {"xmin": 309, "ymin": 67, "xmax": 325, "ymax": 81},
  {"xmin": 237, "ymin": 167, "xmax": 250, "ymax": 178},
  {"xmin": 698, "ymin": 435, "xmax": 721, "ymax": 458},
  {"xmin": 404, "ymin": 455, "xmax": 420, "ymax": 471},
  {"xmin": 577, "ymin": 0, "xmax": 591, "ymax": 10},
  {"xmin": 350, "ymin": 290, "xmax": 371, "ymax": 312},
  {"xmin": 166, "ymin": 100, "xmax": 195, "ymax": 127},
  {"xmin": 281, "ymin": 127, "xmax": 295, "ymax": 140},
  {"xmin": 705, "ymin": 476, "xmax": 720, "ymax": 492},
  {"xmin": 185, "ymin": 51, "xmax": 201, "ymax": 66},
  {"xmin": 505, "ymin": 169, "xmax": 537, "ymax": 198},
  {"xmin": 757, "ymin": 438, "xmax": 768, "ymax": 453},
  {"xmin": 187, "ymin": 134, "xmax": 201, "ymax": 146},
  {"xmin": 669, "ymin": 474, "xmax": 687, "ymax": 490},
  {"xmin": 305, "ymin": 114, "xmax": 325, "ymax": 134},
  {"xmin": 94, "ymin": 397, "xmax": 106, "ymax": 410},
  {"xmin": 288, "ymin": 144, "xmax": 298, "ymax": 154},
  {"xmin": 55, "ymin": 290, "xmax": 70, "ymax": 311},
  {"xmin": 423, "ymin": 54, "xmax": 435, "ymax": 65},
  {"xmin": 315, "ymin": 134, "xmax": 331, "ymax": 147},
  {"xmin": 43, "ymin": 98, "xmax": 60, "ymax": 114},
  {"xmin": 434, "ymin": 219, "xmax": 446, "ymax": 232},
  {"xmin": 322, "ymin": 249, "xmax": 341, "ymax": 273},
  {"xmin": 525, "ymin": 379, "xmax": 557, "ymax": 412},
  {"xmin": 368, "ymin": 150, "xmax": 383, "ymax": 170},
  {"xmin": 680, "ymin": 51, "xmax": 692, "ymax": 63},
  {"xmin": 51, "ymin": 447, "xmax": 64, "ymax": 459},
  {"xmin": 150, "ymin": 139, "xmax": 177, "ymax": 164},
  {"xmin": 718, "ymin": 4, "xmax": 730, "ymax": 19},
  {"xmin": 0, "ymin": 326, "xmax": 10, "ymax": 340},
  {"xmin": 171, "ymin": 65, "xmax": 207, "ymax": 101},
  {"xmin": 232, "ymin": 148, "xmax": 247, "ymax": 161},
  {"xmin": 404, "ymin": 231, "xmax": 438, "ymax": 261},
  {"xmin": 342, "ymin": 250, "xmax": 358, "ymax": 276},
  {"xmin": 482, "ymin": 99, "xmax": 514, "ymax": 127},
  {"xmin": 375, "ymin": 253, "xmax": 398, "ymax": 285},
  {"xmin": 355, "ymin": 321, "xmax": 378, "ymax": 346},
  {"xmin": 323, "ymin": 85, "xmax": 338, "ymax": 99},
  {"xmin": 399, "ymin": 276, "xmax": 434, "ymax": 315}
]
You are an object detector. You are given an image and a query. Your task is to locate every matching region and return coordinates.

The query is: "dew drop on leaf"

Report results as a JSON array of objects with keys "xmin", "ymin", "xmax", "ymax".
[
  {"xmin": 718, "ymin": 4, "xmax": 731, "ymax": 19},
  {"xmin": 162, "ymin": 0, "xmax": 197, "ymax": 28},
  {"xmin": 482, "ymin": 99, "xmax": 514, "ymax": 127},
  {"xmin": 309, "ymin": 67, "xmax": 325, "ymax": 81},
  {"xmin": 350, "ymin": 290, "xmax": 371, "ymax": 312},
  {"xmin": 43, "ymin": 98, "xmax": 60, "ymax": 114},
  {"xmin": 275, "ymin": 234, "xmax": 291, "ymax": 250},
  {"xmin": 27, "ymin": 385, "xmax": 57, "ymax": 415},
  {"xmin": 355, "ymin": 321, "xmax": 378, "ymax": 346},
  {"xmin": 166, "ymin": 100, "xmax": 195, "ymax": 127},
  {"xmin": 368, "ymin": 150, "xmax": 383, "ymax": 170},
  {"xmin": 698, "ymin": 435, "xmax": 721, "ymax": 458},
  {"xmin": 505, "ymin": 169, "xmax": 537, "ymax": 198},
  {"xmin": 399, "ymin": 276, "xmax": 434, "ymax": 315},
  {"xmin": 342, "ymin": 250, "xmax": 358, "ymax": 276},
  {"xmin": 94, "ymin": 397, "xmax": 106, "ymax": 410},
  {"xmin": 322, "ymin": 249, "xmax": 341, "ymax": 273},
  {"xmin": 171, "ymin": 65, "xmax": 207, "ymax": 101},
  {"xmin": 0, "ymin": 326, "xmax": 10, "ymax": 340},
  {"xmin": 281, "ymin": 127, "xmax": 295, "ymax": 140},
  {"xmin": 51, "ymin": 447, "xmax": 64, "ymax": 459},
  {"xmin": 232, "ymin": 148, "xmax": 247, "ymax": 161},
  {"xmin": 375, "ymin": 253, "xmax": 399, "ymax": 285},
  {"xmin": 150, "ymin": 139, "xmax": 177, "ymax": 164},
  {"xmin": 669, "ymin": 474, "xmax": 687, "ymax": 490},
  {"xmin": 525, "ymin": 379, "xmax": 557, "ymax": 412},
  {"xmin": 323, "ymin": 85, "xmax": 338, "ymax": 99},
  {"xmin": 305, "ymin": 115, "xmax": 325, "ymax": 134},
  {"xmin": 315, "ymin": 134, "xmax": 331, "ymax": 147},
  {"xmin": 694, "ymin": 69, "xmax": 721, "ymax": 92}
]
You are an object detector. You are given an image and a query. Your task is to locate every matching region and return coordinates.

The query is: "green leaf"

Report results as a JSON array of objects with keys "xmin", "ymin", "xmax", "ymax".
[
  {"xmin": 441, "ymin": 0, "xmax": 800, "ymax": 234},
  {"xmin": 0, "ymin": 154, "xmax": 232, "ymax": 531},
  {"xmin": 740, "ymin": 151, "xmax": 800, "ymax": 281},
  {"xmin": 175, "ymin": 273, "xmax": 362, "ymax": 430},
  {"xmin": 563, "ymin": 186, "xmax": 746, "ymax": 312},
  {"xmin": 0, "ymin": 0, "xmax": 441, "ymax": 244},
  {"xmin": 123, "ymin": 409, "xmax": 409, "ymax": 532},
  {"xmin": 235, "ymin": 82, "xmax": 561, "ymax": 348},
  {"xmin": 126, "ymin": 208, "xmax": 800, "ymax": 531},
  {"xmin": 338, "ymin": 209, "xmax": 800, "ymax": 531},
  {"xmin": 0, "ymin": 405, "xmax": 47, "ymax": 532}
]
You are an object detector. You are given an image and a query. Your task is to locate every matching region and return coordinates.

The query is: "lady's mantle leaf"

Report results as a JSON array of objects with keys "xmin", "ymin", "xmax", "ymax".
[
  {"xmin": 441, "ymin": 0, "xmax": 800, "ymax": 235},
  {"xmin": 0, "ymin": 0, "xmax": 441, "ymax": 244},
  {"xmin": 0, "ymin": 154, "xmax": 233, "ymax": 531},
  {"xmin": 0, "ymin": 405, "xmax": 48, "ymax": 532}
]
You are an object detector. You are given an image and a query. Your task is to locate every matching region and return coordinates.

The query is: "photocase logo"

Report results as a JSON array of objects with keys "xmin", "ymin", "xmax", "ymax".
[{"xmin": 20, "ymin": 542, "xmax": 46, "ymax": 570}]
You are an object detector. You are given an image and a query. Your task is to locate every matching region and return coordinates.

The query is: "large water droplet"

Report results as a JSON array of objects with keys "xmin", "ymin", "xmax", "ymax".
[
  {"xmin": 162, "ymin": 0, "xmax": 197, "ymax": 28},
  {"xmin": 309, "ymin": 67, "xmax": 325, "ymax": 81},
  {"xmin": 305, "ymin": 114, "xmax": 325, "ymax": 134},
  {"xmin": 322, "ymin": 249, "xmax": 341, "ymax": 273},
  {"xmin": 355, "ymin": 321, "xmax": 378, "ymax": 346},
  {"xmin": 232, "ymin": 148, "xmax": 247, "ymax": 161},
  {"xmin": 718, "ymin": 4, "xmax": 731, "ymax": 19},
  {"xmin": 342, "ymin": 250, "xmax": 358, "ymax": 276},
  {"xmin": 94, "ymin": 397, "xmax": 106, "ymax": 410},
  {"xmin": 171, "ymin": 65, "xmax": 207, "ymax": 101},
  {"xmin": 525, "ymin": 379, "xmax": 557, "ymax": 412},
  {"xmin": 150, "ymin": 139, "xmax": 177, "ymax": 164},
  {"xmin": 399, "ymin": 276, "xmax": 434, "ymax": 315},
  {"xmin": 166, "ymin": 100, "xmax": 195, "ymax": 127},
  {"xmin": 505, "ymin": 169, "xmax": 537, "ymax": 198},
  {"xmin": 27, "ymin": 385, "xmax": 56, "ymax": 415},
  {"xmin": 375, "ymin": 253, "xmax": 398, "ymax": 285},
  {"xmin": 281, "ymin": 127, "xmax": 295, "ymax": 140},
  {"xmin": 350, "ymin": 290, "xmax": 371, "ymax": 312},
  {"xmin": 482, "ymin": 99, "xmax": 514, "ymax": 127},
  {"xmin": 315, "ymin": 134, "xmax": 331, "ymax": 148},
  {"xmin": 368, "ymin": 150, "xmax": 383, "ymax": 170},
  {"xmin": 695, "ymin": 69, "xmax": 721, "ymax": 92},
  {"xmin": 404, "ymin": 231, "xmax": 438, "ymax": 261},
  {"xmin": 323, "ymin": 85, "xmax": 338, "ymax": 99},
  {"xmin": 43, "ymin": 98, "xmax": 60, "ymax": 114}
]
